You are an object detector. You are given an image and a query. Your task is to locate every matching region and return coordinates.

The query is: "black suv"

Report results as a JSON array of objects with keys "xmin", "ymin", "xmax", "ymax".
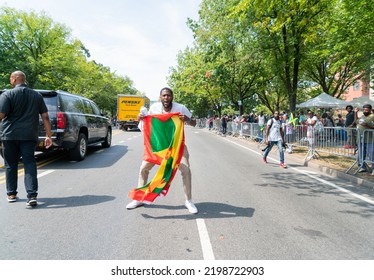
[{"xmin": 1, "ymin": 89, "xmax": 112, "ymax": 161}]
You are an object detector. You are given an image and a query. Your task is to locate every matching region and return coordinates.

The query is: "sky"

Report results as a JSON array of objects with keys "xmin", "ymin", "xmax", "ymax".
[{"xmin": 0, "ymin": 0, "xmax": 201, "ymax": 101}]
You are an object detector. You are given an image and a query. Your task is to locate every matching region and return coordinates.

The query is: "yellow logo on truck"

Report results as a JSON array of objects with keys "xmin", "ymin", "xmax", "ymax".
[
  {"xmin": 117, "ymin": 95, "xmax": 150, "ymax": 122},
  {"xmin": 121, "ymin": 100, "xmax": 140, "ymax": 105}
]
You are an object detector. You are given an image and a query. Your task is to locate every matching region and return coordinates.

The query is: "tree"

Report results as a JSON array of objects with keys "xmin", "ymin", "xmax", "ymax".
[
  {"xmin": 0, "ymin": 7, "xmax": 83, "ymax": 88},
  {"xmin": 168, "ymin": 47, "xmax": 223, "ymax": 117},
  {"xmin": 181, "ymin": 0, "xmax": 265, "ymax": 115},
  {"xmin": 0, "ymin": 7, "xmax": 138, "ymax": 114},
  {"xmin": 302, "ymin": 0, "xmax": 374, "ymax": 98},
  {"xmin": 232, "ymin": 0, "xmax": 330, "ymax": 112}
]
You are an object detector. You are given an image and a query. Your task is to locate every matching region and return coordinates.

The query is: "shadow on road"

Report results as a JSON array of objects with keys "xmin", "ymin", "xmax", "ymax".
[
  {"xmin": 32, "ymin": 194, "xmax": 115, "ymax": 209},
  {"xmin": 140, "ymin": 202, "xmax": 255, "ymax": 220},
  {"xmin": 37, "ymin": 144, "xmax": 129, "ymax": 169}
]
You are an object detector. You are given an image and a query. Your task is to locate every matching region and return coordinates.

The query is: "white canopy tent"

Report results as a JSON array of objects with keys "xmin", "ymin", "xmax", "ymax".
[
  {"xmin": 348, "ymin": 96, "xmax": 374, "ymax": 108},
  {"xmin": 296, "ymin": 92, "xmax": 350, "ymax": 109}
]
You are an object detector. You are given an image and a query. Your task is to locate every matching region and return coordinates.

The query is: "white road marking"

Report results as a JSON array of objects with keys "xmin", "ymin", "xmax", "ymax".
[
  {"xmin": 196, "ymin": 218, "xmax": 215, "ymax": 260},
  {"xmin": 293, "ymin": 168, "xmax": 374, "ymax": 205},
  {"xmin": 221, "ymin": 137, "xmax": 374, "ymax": 206},
  {"xmin": 37, "ymin": 170, "xmax": 55, "ymax": 178}
]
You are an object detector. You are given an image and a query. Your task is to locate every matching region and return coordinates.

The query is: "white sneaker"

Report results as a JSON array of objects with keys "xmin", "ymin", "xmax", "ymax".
[
  {"xmin": 126, "ymin": 200, "xmax": 144, "ymax": 209},
  {"xmin": 185, "ymin": 200, "xmax": 198, "ymax": 214}
]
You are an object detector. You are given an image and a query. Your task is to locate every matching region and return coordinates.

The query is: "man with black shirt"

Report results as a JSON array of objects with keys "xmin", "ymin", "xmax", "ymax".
[
  {"xmin": 0, "ymin": 71, "xmax": 52, "ymax": 206},
  {"xmin": 344, "ymin": 105, "xmax": 356, "ymax": 149}
]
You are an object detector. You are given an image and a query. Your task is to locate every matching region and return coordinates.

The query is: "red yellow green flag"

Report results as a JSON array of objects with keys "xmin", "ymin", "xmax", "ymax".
[
  {"xmin": 128, "ymin": 113, "xmax": 185, "ymax": 203},
  {"xmin": 290, "ymin": 113, "xmax": 298, "ymax": 128}
]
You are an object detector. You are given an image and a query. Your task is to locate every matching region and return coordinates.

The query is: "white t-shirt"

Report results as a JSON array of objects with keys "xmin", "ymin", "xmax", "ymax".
[
  {"xmin": 148, "ymin": 102, "xmax": 192, "ymax": 118},
  {"xmin": 258, "ymin": 115, "xmax": 265, "ymax": 126},
  {"xmin": 306, "ymin": 116, "xmax": 318, "ymax": 133},
  {"xmin": 267, "ymin": 118, "xmax": 282, "ymax": 141}
]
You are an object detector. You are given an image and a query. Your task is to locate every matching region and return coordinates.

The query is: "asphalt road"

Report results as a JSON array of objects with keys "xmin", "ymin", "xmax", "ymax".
[{"xmin": 1, "ymin": 126, "xmax": 374, "ymax": 260}]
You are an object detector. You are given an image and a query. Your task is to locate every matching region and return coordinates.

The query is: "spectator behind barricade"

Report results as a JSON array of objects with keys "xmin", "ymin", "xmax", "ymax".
[
  {"xmin": 321, "ymin": 112, "xmax": 335, "ymax": 141},
  {"xmin": 298, "ymin": 111, "xmax": 306, "ymax": 124},
  {"xmin": 248, "ymin": 113, "xmax": 255, "ymax": 123},
  {"xmin": 257, "ymin": 111, "xmax": 265, "ymax": 127},
  {"xmin": 256, "ymin": 111, "xmax": 266, "ymax": 139},
  {"xmin": 336, "ymin": 114, "xmax": 345, "ymax": 127},
  {"xmin": 283, "ymin": 114, "xmax": 295, "ymax": 144},
  {"xmin": 306, "ymin": 110, "xmax": 318, "ymax": 155},
  {"xmin": 344, "ymin": 105, "xmax": 356, "ymax": 149},
  {"xmin": 208, "ymin": 116, "xmax": 214, "ymax": 130},
  {"xmin": 354, "ymin": 104, "xmax": 374, "ymax": 175},
  {"xmin": 334, "ymin": 113, "xmax": 345, "ymax": 141},
  {"xmin": 234, "ymin": 115, "xmax": 240, "ymax": 130},
  {"xmin": 221, "ymin": 114, "xmax": 227, "ymax": 135},
  {"xmin": 327, "ymin": 112, "xmax": 335, "ymax": 127},
  {"xmin": 321, "ymin": 112, "xmax": 335, "ymax": 127}
]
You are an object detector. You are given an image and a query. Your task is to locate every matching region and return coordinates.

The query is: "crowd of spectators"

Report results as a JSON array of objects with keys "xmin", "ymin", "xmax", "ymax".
[
  {"xmin": 201, "ymin": 104, "xmax": 374, "ymax": 175},
  {"xmin": 206, "ymin": 106, "xmax": 374, "ymax": 134}
]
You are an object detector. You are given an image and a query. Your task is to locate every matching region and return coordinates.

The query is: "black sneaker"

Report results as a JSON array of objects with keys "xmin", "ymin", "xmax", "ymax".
[{"xmin": 26, "ymin": 197, "xmax": 37, "ymax": 207}]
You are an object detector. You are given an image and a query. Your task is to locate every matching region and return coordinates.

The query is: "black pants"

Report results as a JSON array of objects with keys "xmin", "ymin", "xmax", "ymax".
[{"xmin": 3, "ymin": 140, "xmax": 38, "ymax": 198}]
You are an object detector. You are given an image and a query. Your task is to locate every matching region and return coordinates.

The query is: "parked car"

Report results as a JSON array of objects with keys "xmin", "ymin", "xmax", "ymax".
[{"xmin": 0, "ymin": 89, "xmax": 112, "ymax": 161}]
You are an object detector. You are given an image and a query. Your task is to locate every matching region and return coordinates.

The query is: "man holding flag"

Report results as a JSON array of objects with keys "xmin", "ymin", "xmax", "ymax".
[{"xmin": 126, "ymin": 87, "xmax": 198, "ymax": 214}]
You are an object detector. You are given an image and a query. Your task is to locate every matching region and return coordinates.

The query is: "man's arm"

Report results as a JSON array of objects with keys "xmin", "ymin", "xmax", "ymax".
[
  {"xmin": 41, "ymin": 112, "xmax": 53, "ymax": 149},
  {"xmin": 265, "ymin": 123, "xmax": 270, "ymax": 143},
  {"xmin": 0, "ymin": 112, "xmax": 5, "ymax": 120},
  {"xmin": 280, "ymin": 126, "xmax": 285, "ymax": 143},
  {"xmin": 179, "ymin": 114, "xmax": 196, "ymax": 127},
  {"xmin": 187, "ymin": 116, "xmax": 196, "ymax": 127},
  {"xmin": 354, "ymin": 108, "xmax": 359, "ymax": 124}
]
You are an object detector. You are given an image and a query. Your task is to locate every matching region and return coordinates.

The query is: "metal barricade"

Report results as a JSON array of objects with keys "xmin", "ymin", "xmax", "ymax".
[
  {"xmin": 197, "ymin": 118, "xmax": 371, "ymax": 167},
  {"xmin": 291, "ymin": 125, "xmax": 357, "ymax": 161},
  {"xmin": 362, "ymin": 129, "xmax": 374, "ymax": 172},
  {"xmin": 346, "ymin": 129, "xmax": 374, "ymax": 174},
  {"xmin": 239, "ymin": 122, "xmax": 263, "ymax": 141}
]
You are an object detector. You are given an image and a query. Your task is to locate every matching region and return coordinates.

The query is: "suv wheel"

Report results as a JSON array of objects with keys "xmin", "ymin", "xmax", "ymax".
[
  {"xmin": 102, "ymin": 129, "xmax": 112, "ymax": 148},
  {"xmin": 69, "ymin": 133, "xmax": 87, "ymax": 161}
]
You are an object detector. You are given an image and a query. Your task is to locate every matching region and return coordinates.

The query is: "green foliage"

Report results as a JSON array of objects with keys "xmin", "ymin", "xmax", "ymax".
[
  {"xmin": 0, "ymin": 7, "xmax": 137, "ymax": 115},
  {"xmin": 169, "ymin": 0, "xmax": 372, "ymax": 115},
  {"xmin": 302, "ymin": 0, "xmax": 374, "ymax": 99}
]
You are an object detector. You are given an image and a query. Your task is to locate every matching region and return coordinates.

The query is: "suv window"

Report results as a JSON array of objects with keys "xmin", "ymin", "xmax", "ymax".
[
  {"xmin": 43, "ymin": 95, "xmax": 58, "ymax": 112},
  {"xmin": 59, "ymin": 94, "xmax": 85, "ymax": 113},
  {"xmin": 90, "ymin": 101, "xmax": 101, "ymax": 116},
  {"xmin": 82, "ymin": 99, "xmax": 94, "ymax": 115}
]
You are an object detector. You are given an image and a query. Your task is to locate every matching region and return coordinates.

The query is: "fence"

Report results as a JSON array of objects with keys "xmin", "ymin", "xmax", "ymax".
[{"xmin": 197, "ymin": 118, "xmax": 374, "ymax": 172}]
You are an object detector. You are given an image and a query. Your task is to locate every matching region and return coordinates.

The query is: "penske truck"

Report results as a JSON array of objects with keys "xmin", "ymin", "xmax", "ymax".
[{"xmin": 117, "ymin": 94, "xmax": 150, "ymax": 131}]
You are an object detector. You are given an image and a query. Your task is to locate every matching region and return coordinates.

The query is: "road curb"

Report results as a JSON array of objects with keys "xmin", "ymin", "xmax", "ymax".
[{"xmin": 303, "ymin": 159, "xmax": 374, "ymax": 190}]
